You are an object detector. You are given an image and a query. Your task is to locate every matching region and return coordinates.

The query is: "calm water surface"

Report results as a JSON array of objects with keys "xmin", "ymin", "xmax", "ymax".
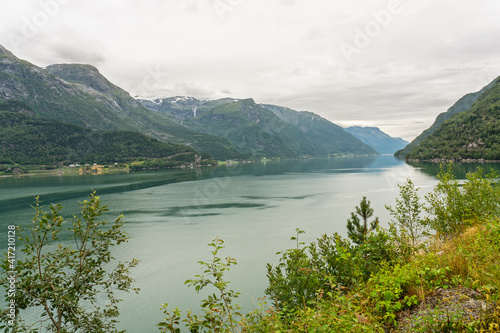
[{"xmin": 1, "ymin": 156, "xmax": 496, "ymax": 332}]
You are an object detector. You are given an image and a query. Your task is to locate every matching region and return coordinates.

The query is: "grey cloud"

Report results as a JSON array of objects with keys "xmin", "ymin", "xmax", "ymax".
[{"xmin": 50, "ymin": 44, "xmax": 106, "ymax": 65}]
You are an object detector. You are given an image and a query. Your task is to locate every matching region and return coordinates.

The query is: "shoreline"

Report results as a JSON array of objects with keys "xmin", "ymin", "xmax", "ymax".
[
  {"xmin": 0, "ymin": 167, "xmax": 130, "ymax": 178},
  {"xmin": 407, "ymin": 158, "xmax": 500, "ymax": 163},
  {"xmin": 0, "ymin": 155, "xmax": 380, "ymax": 178},
  {"xmin": 0, "ymin": 161, "xmax": 226, "ymax": 178}
]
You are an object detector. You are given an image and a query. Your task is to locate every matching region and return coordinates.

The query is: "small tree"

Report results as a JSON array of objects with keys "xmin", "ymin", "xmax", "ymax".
[
  {"xmin": 158, "ymin": 237, "xmax": 242, "ymax": 333},
  {"xmin": 0, "ymin": 192, "xmax": 139, "ymax": 332},
  {"xmin": 346, "ymin": 197, "xmax": 379, "ymax": 245},
  {"xmin": 265, "ymin": 229, "xmax": 325, "ymax": 312},
  {"xmin": 386, "ymin": 178, "xmax": 427, "ymax": 248}
]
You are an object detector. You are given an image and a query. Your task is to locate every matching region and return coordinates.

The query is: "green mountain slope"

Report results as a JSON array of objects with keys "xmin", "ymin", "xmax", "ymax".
[
  {"xmin": 261, "ymin": 104, "xmax": 377, "ymax": 156},
  {"xmin": 187, "ymin": 99, "xmax": 377, "ymax": 158},
  {"xmin": 0, "ymin": 45, "xmax": 244, "ymax": 160},
  {"xmin": 139, "ymin": 97, "xmax": 376, "ymax": 157},
  {"xmin": 395, "ymin": 78, "xmax": 497, "ymax": 157},
  {"xmin": 184, "ymin": 99, "xmax": 300, "ymax": 158},
  {"xmin": 406, "ymin": 76, "xmax": 500, "ymax": 160},
  {"xmin": 343, "ymin": 126, "xmax": 408, "ymax": 154},
  {"xmin": 0, "ymin": 100, "xmax": 198, "ymax": 165}
]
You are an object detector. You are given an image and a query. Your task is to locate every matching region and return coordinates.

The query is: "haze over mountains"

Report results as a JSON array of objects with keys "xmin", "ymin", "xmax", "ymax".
[
  {"xmin": 0, "ymin": 44, "xmax": 413, "ymax": 164},
  {"xmin": 343, "ymin": 126, "xmax": 408, "ymax": 154}
]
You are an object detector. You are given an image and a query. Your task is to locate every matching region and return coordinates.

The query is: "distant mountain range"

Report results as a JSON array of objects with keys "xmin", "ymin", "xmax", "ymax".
[
  {"xmin": 396, "ymin": 78, "xmax": 498, "ymax": 158},
  {"xmin": 1, "ymin": 44, "xmax": 403, "ymax": 165},
  {"xmin": 343, "ymin": 126, "xmax": 408, "ymax": 154},
  {"xmin": 140, "ymin": 97, "xmax": 411, "ymax": 157},
  {"xmin": 139, "ymin": 97, "xmax": 378, "ymax": 158},
  {"xmin": 7, "ymin": 44, "xmax": 500, "ymax": 165},
  {"xmin": 0, "ymin": 45, "xmax": 242, "ymax": 160},
  {"xmin": 404, "ymin": 76, "xmax": 500, "ymax": 161}
]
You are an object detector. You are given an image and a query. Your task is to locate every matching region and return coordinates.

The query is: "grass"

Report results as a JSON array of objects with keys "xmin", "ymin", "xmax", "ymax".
[{"xmin": 238, "ymin": 218, "xmax": 500, "ymax": 332}]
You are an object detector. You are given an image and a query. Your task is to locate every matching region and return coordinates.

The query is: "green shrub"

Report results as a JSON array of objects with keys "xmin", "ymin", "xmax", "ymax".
[{"xmin": 425, "ymin": 165, "xmax": 500, "ymax": 237}]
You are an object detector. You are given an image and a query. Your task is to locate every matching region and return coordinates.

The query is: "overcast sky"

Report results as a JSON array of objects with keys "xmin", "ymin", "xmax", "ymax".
[{"xmin": 1, "ymin": 0, "xmax": 499, "ymax": 140}]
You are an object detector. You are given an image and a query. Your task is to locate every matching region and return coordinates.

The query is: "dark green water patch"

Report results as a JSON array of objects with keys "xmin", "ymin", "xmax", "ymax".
[{"xmin": 161, "ymin": 203, "xmax": 268, "ymax": 217}]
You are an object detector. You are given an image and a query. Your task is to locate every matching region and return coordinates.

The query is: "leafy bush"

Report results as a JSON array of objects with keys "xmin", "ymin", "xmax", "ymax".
[
  {"xmin": 425, "ymin": 165, "xmax": 500, "ymax": 237},
  {"xmin": 265, "ymin": 229, "xmax": 328, "ymax": 315},
  {"xmin": 0, "ymin": 193, "xmax": 139, "ymax": 332},
  {"xmin": 386, "ymin": 178, "xmax": 427, "ymax": 248},
  {"xmin": 265, "ymin": 227, "xmax": 400, "ymax": 317}
]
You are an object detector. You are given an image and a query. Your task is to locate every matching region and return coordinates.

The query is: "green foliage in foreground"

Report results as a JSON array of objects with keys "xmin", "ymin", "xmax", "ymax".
[
  {"xmin": 160, "ymin": 165, "xmax": 500, "ymax": 332},
  {"xmin": 159, "ymin": 238, "xmax": 242, "ymax": 333},
  {"xmin": 0, "ymin": 193, "xmax": 139, "ymax": 333},
  {"xmin": 425, "ymin": 166, "xmax": 500, "ymax": 236},
  {"xmin": 386, "ymin": 178, "xmax": 427, "ymax": 247},
  {"xmin": 346, "ymin": 196, "xmax": 379, "ymax": 245}
]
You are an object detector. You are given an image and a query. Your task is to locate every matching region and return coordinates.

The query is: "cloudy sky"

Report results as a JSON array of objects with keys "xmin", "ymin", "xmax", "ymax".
[{"xmin": 1, "ymin": 0, "xmax": 499, "ymax": 140}]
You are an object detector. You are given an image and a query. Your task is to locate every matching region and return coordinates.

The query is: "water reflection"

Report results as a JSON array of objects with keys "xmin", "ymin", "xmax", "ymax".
[
  {"xmin": 407, "ymin": 161, "xmax": 500, "ymax": 179},
  {"xmin": 0, "ymin": 156, "xmax": 401, "ymax": 213}
]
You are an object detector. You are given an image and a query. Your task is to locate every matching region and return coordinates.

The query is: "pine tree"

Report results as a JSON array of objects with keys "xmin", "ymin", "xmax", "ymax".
[{"xmin": 346, "ymin": 196, "xmax": 379, "ymax": 245}]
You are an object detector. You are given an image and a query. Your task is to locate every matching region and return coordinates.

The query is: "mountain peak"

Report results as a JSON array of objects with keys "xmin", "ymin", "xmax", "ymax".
[
  {"xmin": 47, "ymin": 63, "xmax": 101, "ymax": 73},
  {"xmin": 0, "ymin": 45, "xmax": 19, "ymax": 60},
  {"xmin": 231, "ymin": 98, "xmax": 255, "ymax": 107},
  {"xmin": 46, "ymin": 63, "xmax": 112, "ymax": 93},
  {"xmin": 0, "ymin": 46, "xmax": 245, "ymax": 160}
]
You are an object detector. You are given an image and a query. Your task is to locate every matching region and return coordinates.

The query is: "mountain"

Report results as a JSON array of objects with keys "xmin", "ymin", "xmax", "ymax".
[
  {"xmin": 0, "ymin": 44, "xmax": 374, "ymax": 160},
  {"xmin": 343, "ymin": 126, "xmax": 409, "ymax": 154},
  {"xmin": 0, "ymin": 45, "xmax": 243, "ymax": 160},
  {"xmin": 395, "ymin": 78, "xmax": 498, "ymax": 157},
  {"xmin": 139, "ymin": 96, "xmax": 237, "ymax": 122},
  {"xmin": 0, "ymin": 100, "xmax": 198, "ymax": 165},
  {"xmin": 406, "ymin": 76, "xmax": 500, "ymax": 160},
  {"xmin": 139, "ymin": 97, "xmax": 376, "ymax": 157},
  {"xmin": 186, "ymin": 99, "xmax": 302, "ymax": 158},
  {"xmin": 260, "ymin": 104, "xmax": 377, "ymax": 155}
]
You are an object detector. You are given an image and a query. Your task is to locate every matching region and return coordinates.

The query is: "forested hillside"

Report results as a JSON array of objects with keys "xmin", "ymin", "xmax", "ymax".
[
  {"xmin": 396, "ymin": 78, "xmax": 497, "ymax": 157},
  {"xmin": 0, "ymin": 101, "xmax": 197, "ymax": 165},
  {"xmin": 407, "ymin": 77, "xmax": 500, "ymax": 160}
]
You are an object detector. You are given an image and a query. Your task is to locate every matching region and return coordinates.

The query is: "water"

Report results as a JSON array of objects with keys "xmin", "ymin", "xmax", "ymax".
[{"xmin": 1, "ymin": 156, "xmax": 494, "ymax": 332}]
